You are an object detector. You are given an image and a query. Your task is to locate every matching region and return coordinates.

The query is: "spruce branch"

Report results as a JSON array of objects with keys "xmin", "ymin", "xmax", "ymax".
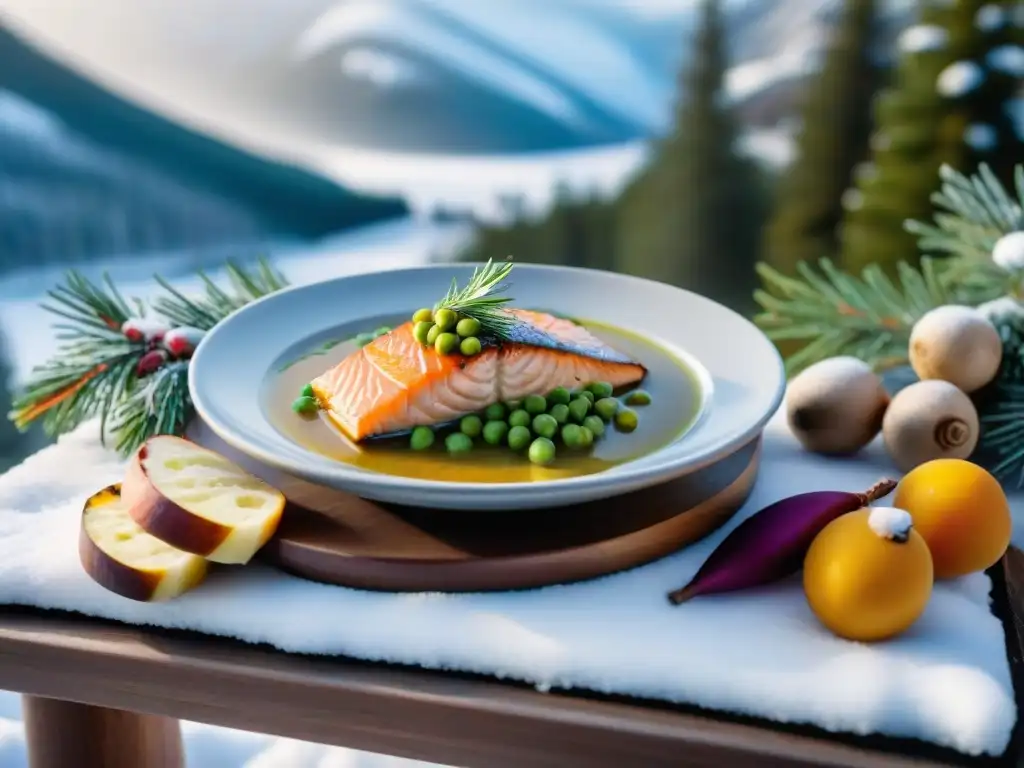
[
  {"xmin": 754, "ymin": 257, "xmax": 952, "ymax": 376},
  {"xmin": 905, "ymin": 163, "xmax": 1023, "ymax": 303}
]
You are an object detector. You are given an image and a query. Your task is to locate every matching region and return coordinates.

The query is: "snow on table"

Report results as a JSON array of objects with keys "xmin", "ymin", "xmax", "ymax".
[{"xmin": 0, "ymin": 406, "xmax": 1017, "ymax": 761}]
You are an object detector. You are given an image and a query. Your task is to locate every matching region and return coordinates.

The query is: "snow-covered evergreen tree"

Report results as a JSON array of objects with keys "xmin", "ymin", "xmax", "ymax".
[
  {"xmin": 763, "ymin": 0, "xmax": 881, "ymax": 274},
  {"xmin": 617, "ymin": 0, "xmax": 766, "ymax": 311},
  {"xmin": 840, "ymin": 0, "xmax": 1024, "ymax": 276}
]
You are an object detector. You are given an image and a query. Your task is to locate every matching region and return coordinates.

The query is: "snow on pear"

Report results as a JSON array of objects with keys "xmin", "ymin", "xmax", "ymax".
[
  {"xmin": 936, "ymin": 61, "xmax": 984, "ymax": 97},
  {"xmin": 992, "ymin": 232, "xmax": 1024, "ymax": 272},
  {"xmin": 868, "ymin": 507, "xmax": 914, "ymax": 543}
]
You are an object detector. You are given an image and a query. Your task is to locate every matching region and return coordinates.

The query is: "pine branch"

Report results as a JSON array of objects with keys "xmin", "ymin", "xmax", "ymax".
[
  {"xmin": 9, "ymin": 271, "xmax": 147, "ymax": 438},
  {"xmin": 110, "ymin": 361, "xmax": 191, "ymax": 456},
  {"xmin": 150, "ymin": 257, "xmax": 290, "ymax": 330},
  {"xmin": 754, "ymin": 257, "xmax": 951, "ymax": 376},
  {"xmin": 905, "ymin": 164, "xmax": 1023, "ymax": 304},
  {"xmin": 8, "ymin": 257, "xmax": 292, "ymax": 456}
]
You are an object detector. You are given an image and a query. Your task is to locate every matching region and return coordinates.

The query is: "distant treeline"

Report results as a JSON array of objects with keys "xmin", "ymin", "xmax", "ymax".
[{"xmin": 458, "ymin": 0, "xmax": 1024, "ymax": 307}]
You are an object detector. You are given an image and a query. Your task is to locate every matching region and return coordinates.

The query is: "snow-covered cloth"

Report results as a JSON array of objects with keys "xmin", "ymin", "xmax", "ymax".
[{"xmin": 0, "ymin": 407, "xmax": 1017, "ymax": 758}]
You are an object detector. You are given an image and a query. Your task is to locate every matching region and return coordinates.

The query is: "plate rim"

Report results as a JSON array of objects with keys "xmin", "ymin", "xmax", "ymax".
[{"xmin": 189, "ymin": 263, "xmax": 785, "ymax": 506}]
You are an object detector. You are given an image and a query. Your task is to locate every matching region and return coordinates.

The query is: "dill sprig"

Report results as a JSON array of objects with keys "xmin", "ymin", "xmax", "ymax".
[{"xmin": 434, "ymin": 258, "xmax": 517, "ymax": 338}]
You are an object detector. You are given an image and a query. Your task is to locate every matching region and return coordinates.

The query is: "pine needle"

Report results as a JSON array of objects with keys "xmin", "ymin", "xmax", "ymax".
[{"xmin": 754, "ymin": 257, "xmax": 950, "ymax": 376}]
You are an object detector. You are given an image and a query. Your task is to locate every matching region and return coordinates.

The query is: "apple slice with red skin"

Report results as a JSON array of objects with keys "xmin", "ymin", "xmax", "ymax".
[
  {"xmin": 80, "ymin": 484, "xmax": 209, "ymax": 602},
  {"xmin": 122, "ymin": 436, "xmax": 285, "ymax": 565}
]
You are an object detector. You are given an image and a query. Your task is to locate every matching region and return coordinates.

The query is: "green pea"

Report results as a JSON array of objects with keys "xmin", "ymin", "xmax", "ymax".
[
  {"xmin": 410, "ymin": 426, "xmax": 434, "ymax": 451},
  {"xmin": 578, "ymin": 426, "xmax": 594, "ymax": 448},
  {"xmin": 547, "ymin": 386, "xmax": 571, "ymax": 406},
  {"xmin": 577, "ymin": 389, "xmax": 596, "ymax": 404},
  {"xmin": 587, "ymin": 381, "xmax": 614, "ymax": 399},
  {"xmin": 482, "ymin": 420, "xmax": 509, "ymax": 446},
  {"xmin": 355, "ymin": 332, "xmax": 376, "ymax": 347},
  {"xmin": 508, "ymin": 425, "xmax": 532, "ymax": 451},
  {"xmin": 291, "ymin": 396, "xmax": 318, "ymax": 415},
  {"xmin": 300, "ymin": 383, "xmax": 314, "ymax": 398},
  {"xmin": 583, "ymin": 415, "xmax": 606, "ymax": 438},
  {"xmin": 412, "ymin": 307, "xmax": 434, "ymax": 324},
  {"xmin": 413, "ymin": 321, "xmax": 434, "ymax": 345},
  {"xmin": 594, "ymin": 397, "xmax": 619, "ymax": 421},
  {"xmin": 532, "ymin": 413, "xmax": 558, "ymax": 439},
  {"xmin": 524, "ymin": 394, "xmax": 547, "ymax": 415},
  {"xmin": 484, "ymin": 403, "xmax": 506, "ymax": 421},
  {"xmin": 374, "ymin": 326, "xmax": 392, "ymax": 337},
  {"xmin": 549, "ymin": 403, "xmax": 570, "ymax": 424},
  {"xmin": 456, "ymin": 317, "xmax": 482, "ymax": 337},
  {"xmin": 460, "ymin": 415, "xmax": 483, "ymax": 438},
  {"xmin": 435, "ymin": 332, "xmax": 459, "ymax": 355},
  {"xmin": 426, "ymin": 325, "xmax": 442, "ymax": 345},
  {"xmin": 615, "ymin": 408, "xmax": 639, "ymax": 433},
  {"xmin": 561, "ymin": 423, "xmax": 583, "ymax": 449},
  {"xmin": 433, "ymin": 308, "xmax": 457, "ymax": 331},
  {"xmin": 568, "ymin": 397, "xmax": 591, "ymax": 423},
  {"xmin": 445, "ymin": 432, "xmax": 473, "ymax": 455},
  {"xmin": 504, "ymin": 399, "xmax": 522, "ymax": 410},
  {"xmin": 508, "ymin": 409, "xmax": 531, "ymax": 428},
  {"xmin": 528, "ymin": 437, "xmax": 556, "ymax": 466},
  {"xmin": 625, "ymin": 389, "xmax": 652, "ymax": 406},
  {"xmin": 460, "ymin": 336, "xmax": 482, "ymax": 356}
]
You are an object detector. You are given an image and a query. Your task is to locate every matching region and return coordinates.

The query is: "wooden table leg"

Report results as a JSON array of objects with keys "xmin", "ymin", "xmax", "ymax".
[{"xmin": 22, "ymin": 696, "xmax": 184, "ymax": 768}]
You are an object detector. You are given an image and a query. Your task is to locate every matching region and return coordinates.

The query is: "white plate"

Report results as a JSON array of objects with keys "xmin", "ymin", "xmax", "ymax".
[{"xmin": 189, "ymin": 264, "xmax": 784, "ymax": 510}]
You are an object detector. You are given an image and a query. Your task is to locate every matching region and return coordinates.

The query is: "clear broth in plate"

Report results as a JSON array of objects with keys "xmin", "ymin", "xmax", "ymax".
[{"xmin": 264, "ymin": 315, "xmax": 703, "ymax": 483}]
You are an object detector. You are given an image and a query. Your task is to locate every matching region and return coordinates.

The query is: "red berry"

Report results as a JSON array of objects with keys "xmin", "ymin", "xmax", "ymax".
[
  {"xmin": 122, "ymin": 317, "xmax": 170, "ymax": 344},
  {"xmin": 162, "ymin": 327, "xmax": 206, "ymax": 359},
  {"xmin": 136, "ymin": 349, "xmax": 167, "ymax": 377}
]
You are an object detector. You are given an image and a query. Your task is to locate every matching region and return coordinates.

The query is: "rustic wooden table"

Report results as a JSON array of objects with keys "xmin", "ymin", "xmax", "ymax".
[{"xmin": 1, "ymin": 550, "xmax": 1022, "ymax": 768}]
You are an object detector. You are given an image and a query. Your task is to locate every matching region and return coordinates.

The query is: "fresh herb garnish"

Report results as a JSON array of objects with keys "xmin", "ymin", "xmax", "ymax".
[{"xmin": 433, "ymin": 259, "xmax": 516, "ymax": 340}]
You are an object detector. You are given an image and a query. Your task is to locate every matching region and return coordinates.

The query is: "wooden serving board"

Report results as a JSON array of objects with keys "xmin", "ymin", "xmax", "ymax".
[{"xmin": 189, "ymin": 420, "xmax": 761, "ymax": 592}]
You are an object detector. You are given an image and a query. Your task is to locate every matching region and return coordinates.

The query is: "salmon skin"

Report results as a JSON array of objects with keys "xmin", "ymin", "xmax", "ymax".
[{"xmin": 310, "ymin": 309, "xmax": 646, "ymax": 442}]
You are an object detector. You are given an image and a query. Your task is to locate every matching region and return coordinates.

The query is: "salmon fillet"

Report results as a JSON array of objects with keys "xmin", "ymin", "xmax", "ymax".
[{"xmin": 310, "ymin": 310, "xmax": 646, "ymax": 442}]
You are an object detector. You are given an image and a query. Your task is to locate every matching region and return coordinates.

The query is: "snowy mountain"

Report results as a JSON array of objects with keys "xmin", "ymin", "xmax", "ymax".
[
  {"xmin": 0, "ymin": 22, "xmax": 408, "ymax": 268},
  {"xmin": 0, "ymin": 0, "xmax": 912, "ymax": 158},
  {"xmin": 0, "ymin": 89, "xmax": 276, "ymax": 271}
]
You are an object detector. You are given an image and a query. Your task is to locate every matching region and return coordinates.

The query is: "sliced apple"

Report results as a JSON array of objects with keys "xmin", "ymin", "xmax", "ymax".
[
  {"xmin": 80, "ymin": 484, "xmax": 209, "ymax": 602},
  {"xmin": 122, "ymin": 435, "xmax": 285, "ymax": 564}
]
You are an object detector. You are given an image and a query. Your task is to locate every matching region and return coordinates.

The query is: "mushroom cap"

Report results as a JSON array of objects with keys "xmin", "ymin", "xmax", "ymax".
[
  {"xmin": 786, "ymin": 357, "xmax": 889, "ymax": 455},
  {"xmin": 882, "ymin": 380, "xmax": 979, "ymax": 472},
  {"xmin": 909, "ymin": 306, "xmax": 1002, "ymax": 393}
]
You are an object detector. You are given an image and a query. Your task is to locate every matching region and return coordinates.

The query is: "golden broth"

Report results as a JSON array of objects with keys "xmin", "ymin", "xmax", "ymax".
[{"xmin": 264, "ymin": 315, "xmax": 703, "ymax": 483}]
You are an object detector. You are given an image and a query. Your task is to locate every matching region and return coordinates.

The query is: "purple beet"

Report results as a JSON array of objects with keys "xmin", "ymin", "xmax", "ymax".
[{"xmin": 667, "ymin": 478, "xmax": 897, "ymax": 605}]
